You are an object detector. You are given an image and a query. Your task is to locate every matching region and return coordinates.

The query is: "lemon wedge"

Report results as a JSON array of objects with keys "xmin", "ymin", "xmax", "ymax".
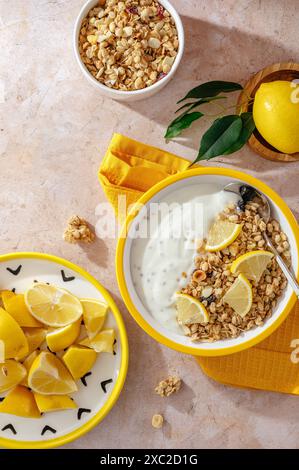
[
  {"xmin": 2, "ymin": 293, "xmax": 42, "ymax": 328},
  {"xmin": 175, "ymin": 293, "xmax": 209, "ymax": 325},
  {"xmin": 0, "ymin": 360, "xmax": 27, "ymax": 393},
  {"xmin": 25, "ymin": 283, "xmax": 83, "ymax": 327},
  {"xmin": 230, "ymin": 250, "xmax": 274, "ymax": 283},
  {"xmin": 0, "ymin": 385, "xmax": 40, "ymax": 418},
  {"xmin": 79, "ymin": 329, "xmax": 115, "ymax": 353},
  {"xmin": 81, "ymin": 299, "xmax": 108, "ymax": 339},
  {"xmin": 0, "ymin": 307, "xmax": 29, "ymax": 359},
  {"xmin": 205, "ymin": 220, "xmax": 242, "ymax": 252},
  {"xmin": 34, "ymin": 393, "xmax": 77, "ymax": 413},
  {"xmin": 46, "ymin": 318, "xmax": 81, "ymax": 353},
  {"xmin": 62, "ymin": 345, "xmax": 97, "ymax": 379},
  {"xmin": 223, "ymin": 273, "xmax": 253, "ymax": 317},
  {"xmin": 0, "ymin": 290, "xmax": 15, "ymax": 308},
  {"xmin": 28, "ymin": 351, "xmax": 77, "ymax": 395}
]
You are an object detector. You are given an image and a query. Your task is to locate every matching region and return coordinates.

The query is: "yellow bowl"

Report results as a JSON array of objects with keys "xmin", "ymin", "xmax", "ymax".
[
  {"xmin": 116, "ymin": 167, "xmax": 299, "ymax": 356},
  {"xmin": 0, "ymin": 252, "xmax": 128, "ymax": 449}
]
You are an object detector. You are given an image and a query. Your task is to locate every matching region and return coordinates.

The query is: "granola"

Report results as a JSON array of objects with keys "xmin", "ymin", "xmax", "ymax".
[
  {"xmin": 179, "ymin": 201, "xmax": 290, "ymax": 342},
  {"xmin": 78, "ymin": 0, "xmax": 179, "ymax": 91},
  {"xmin": 155, "ymin": 375, "xmax": 181, "ymax": 397},
  {"xmin": 63, "ymin": 215, "xmax": 95, "ymax": 244},
  {"xmin": 151, "ymin": 413, "xmax": 164, "ymax": 428}
]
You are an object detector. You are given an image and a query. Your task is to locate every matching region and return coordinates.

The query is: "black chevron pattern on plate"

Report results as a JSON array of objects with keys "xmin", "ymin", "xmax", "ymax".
[
  {"xmin": 81, "ymin": 372, "xmax": 92, "ymax": 387},
  {"xmin": 77, "ymin": 408, "xmax": 91, "ymax": 420}
]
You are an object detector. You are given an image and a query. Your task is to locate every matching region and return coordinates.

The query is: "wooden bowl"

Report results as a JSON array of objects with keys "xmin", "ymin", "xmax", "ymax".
[{"xmin": 238, "ymin": 62, "xmax": 299, "ymax": 162}]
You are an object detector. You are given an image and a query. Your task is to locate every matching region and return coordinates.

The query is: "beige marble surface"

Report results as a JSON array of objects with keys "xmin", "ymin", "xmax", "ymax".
[{"xmin": 1, "ymin": 0, "xmax": 299, "ymax": 449}]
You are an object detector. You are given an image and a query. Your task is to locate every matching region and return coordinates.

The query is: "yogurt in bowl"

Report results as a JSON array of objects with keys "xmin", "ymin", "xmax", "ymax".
[{"xmin": 116, "ymin": 168, "xmax": 299, "ymax": 356}]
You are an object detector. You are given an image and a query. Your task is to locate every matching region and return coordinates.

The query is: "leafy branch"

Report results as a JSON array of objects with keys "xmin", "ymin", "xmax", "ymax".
[{"xmin": 164, "ymin": 81, "xmax": 255, "ymax": 164}]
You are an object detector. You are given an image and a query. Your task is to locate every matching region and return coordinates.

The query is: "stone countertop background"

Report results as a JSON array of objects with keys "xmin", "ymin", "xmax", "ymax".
[{"xmin": 1, "ymin": 0, "xmax": 299, "ymax": 449}]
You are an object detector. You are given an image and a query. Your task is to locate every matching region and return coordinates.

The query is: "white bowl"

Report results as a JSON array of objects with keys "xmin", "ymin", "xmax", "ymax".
[
  {"xmin": 116, "ymin": 168, "xmax": 299, "ymax": 356},
  {"xmin": 73, "ymin": 0, "xmax": 184, "ymax": 101}
]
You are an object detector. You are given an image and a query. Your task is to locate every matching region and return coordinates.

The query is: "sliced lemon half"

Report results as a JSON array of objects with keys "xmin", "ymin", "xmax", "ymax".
[
  {"xmin": 230, "ymin": 250, "xmax": 274, "ymax": 283},
  {"xmin": 175, "ymin": 293, "xmax": 209, "ymax": 325},
  {"xmin": 28, "ymin": 351, "xmax": 77, "ymax": 395},
  {"xmin": 24, "ymin": 283, "xmax": 83, "ymax": 327},
  {"xmin": 205, "ymin": 220, "xmax": 242, "ymax": 252},
  {"xmin": 223, "ymin": 273, "xmax": 253, "ymax": 318},
  {"xmin": 46, "ymin": 318, "xmax": 81, "ymax": 353}
]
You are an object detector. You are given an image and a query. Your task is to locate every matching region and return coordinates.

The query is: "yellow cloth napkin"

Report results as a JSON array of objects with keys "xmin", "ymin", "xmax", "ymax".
[{"xmin": 99, "ymin": 133, "xmax": 299, "ymax": 395}]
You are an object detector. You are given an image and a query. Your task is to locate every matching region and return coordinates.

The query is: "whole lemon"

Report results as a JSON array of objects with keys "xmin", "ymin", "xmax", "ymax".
[{"xmin": 253, "ymin": 80, "xmax": 299, "ymax": 154}]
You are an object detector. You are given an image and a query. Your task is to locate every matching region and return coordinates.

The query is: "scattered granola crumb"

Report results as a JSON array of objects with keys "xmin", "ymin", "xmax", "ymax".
[
  {"xmin": 155, "ymin": 375, "xmax": 181, "ymax": 397},
  {"xmin": 63, "ymin": 215, "xmax": 95, "ymax": 244},
  {"xmin": 152, "ymin": 414, "xmax": 164, "ymax": 429}
]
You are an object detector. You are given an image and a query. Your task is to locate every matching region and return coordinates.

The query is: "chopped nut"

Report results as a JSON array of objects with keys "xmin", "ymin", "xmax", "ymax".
[
  {"xmin": 63, "ymin": 215, "xmax": 95, "ymax": 244},
  {"xmin": 152, "ymin": 414, "xmax": 164, "ymax": 429},
  {"xmin": 155, "ymin": 376, "xmax": 181, "ymax": 397}
]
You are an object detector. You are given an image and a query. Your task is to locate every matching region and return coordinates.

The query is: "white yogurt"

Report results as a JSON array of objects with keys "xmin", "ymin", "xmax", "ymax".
[{"xmin": 130, "ymin": 184, "xmax": 239, "ymax": 334}]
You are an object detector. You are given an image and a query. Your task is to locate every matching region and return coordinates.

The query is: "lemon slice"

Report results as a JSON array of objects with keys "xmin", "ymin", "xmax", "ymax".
[
  {"xmin": 46, "ymin": 318, "xmax": 81, "ymax": 353},
  {"xmin": 223, "ymin": 273, "xmax": 253, "ymax": 317},
  {"xmin": 231, "ymin": 250, "xmax": 274, "ymax": 283},
  {"xmin": 16, "ymin": 327, "xmax": 47, "ymax": 361},
  {"xmin": 21, "ymin": 350, "xmax": 40, "ymax": 387},
  {"xmin": 0, "ymin": 385, "xmax": 40, "ymax": 418},
  {"xmin": 62, "ymin": 346, "xmax": 97, "ymax": 379},
  {"xmin": 0, "ymin": 307, "xmax": 29, "ymax": 359},
  {"xmin": 0, "ymin": 360, "xmax": 27, "ymax": 393},
  {"xmin": 79, "ymin": 329, "xmax": 115, "ymax": 353},
  {"xmin": 24, "ymin": 283, "xmax": 83, "ymax": 327},
  {"xmin": 205, "ymin": 220, "xmax": 242, "ymax": 252},
  {"xmin": 2, "ymin": 293, "xmax": 42, "ymax": 328},
  {"xmin": 28, "ymin": 351, "xmax": 77, "ymax": 395},
  {"xmin": 81, "ymin": 299, "xmax": 108, "ymax": 339},
  {"xmin": 34, "ymin": 393, "xmax": 77, "ymax": 413},
  {"xmin": 175, "ymin": 293, "xmax": 209, "ymax": 325}
]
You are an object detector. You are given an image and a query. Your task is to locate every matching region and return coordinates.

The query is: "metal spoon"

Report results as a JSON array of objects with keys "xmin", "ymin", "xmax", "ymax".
[{"xmin": 224, "ymin": 182, "xmax": 299, "ymax": 298}]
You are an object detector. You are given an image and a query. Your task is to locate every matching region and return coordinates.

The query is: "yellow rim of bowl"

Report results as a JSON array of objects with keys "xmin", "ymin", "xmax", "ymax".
[
  {"xmin": 116, "ymin": 167, "xmax": 299, "ymax": 357},
  {"xmin": 0, "ymin": 252, "xmax": 129, "ymax": 449}
]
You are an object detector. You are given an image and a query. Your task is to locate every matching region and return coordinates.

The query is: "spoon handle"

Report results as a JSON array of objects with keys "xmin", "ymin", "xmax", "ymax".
[{"xmin": 264, "ymin": 234, "xmax": 299, "ymax": 299}]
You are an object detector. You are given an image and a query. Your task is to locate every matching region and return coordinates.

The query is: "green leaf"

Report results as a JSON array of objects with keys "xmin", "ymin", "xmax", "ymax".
[
  {"xmin": 175, "ymin": 96, "xmax": 227, "ymax": 114},
  {"xmin": 165, "ymin": 112, "xmax": 204, "ymax": 139},
  {"xmin": 193, "ymin": 115, "xmax": 243, "ymax": 163},
  {"xmin": 222, "ymin": 112, "xmax": 255, "ymax": 155},
  {"xmin": 177, "ymin": 81, "xmax": 243, "ymax": 103}
]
